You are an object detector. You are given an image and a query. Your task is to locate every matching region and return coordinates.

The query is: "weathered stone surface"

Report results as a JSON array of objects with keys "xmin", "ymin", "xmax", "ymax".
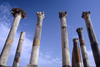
[
  {"xmin": 29, "ymin": 12, "xmax": 45, "ymax": 66},
  {"xmin": 77, "ymin": 28, "xmax": 90, "ymax": 67},
  {"xmin": 73, "ymin": 38, "xmax": 82, "ymax": 67},
  {"xmin": 0, "ymin": 8, "xmax": 26, "ymax": 66},
  {"xmin": 27, "ymin": 65, "xmax": 38, "ymax": 67},
  {"xmin": 82, "ymin": 11, "xmax": 100, "ymax": 67},
  {"xmin": 59, "ymin": 11, "xmax": 67, "ymax": 18},
  {"xmin": 12, "ymin": 32, "xmax": 25, "ymax": 67},
  {"xmin": 59, "ymin": 11, "xmax": 71, "ymax": 67},
  {"xmin": 63, "ymin": 65, "xmax": 70, "ymax": 67},
  {"xmin": 72, "ymin": 49, "xmax": 76, "ymax": 67}
]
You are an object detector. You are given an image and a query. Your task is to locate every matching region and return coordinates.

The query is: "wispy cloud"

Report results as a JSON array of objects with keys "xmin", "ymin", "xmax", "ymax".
[
  {"xmin": 67, "ymin": 25, "xmax": 78, "ymax": 38},
  {"xmin": 51, "ymin": 58, "xmax": 62, "ymax": 63},
  {"xmin": 0, "ymin": 2, "xmax": 96, "ymax": 67},
  {"xmin": 87, "ymin": 50, "xmax": 95, "ymax": 66},
  {"xmin": 0, "ymin": 3, "xmax": 62, "ymax": 67},
  {"xmin": 0, "ymin": 3, "xmax": 13, "ymax": 53}
]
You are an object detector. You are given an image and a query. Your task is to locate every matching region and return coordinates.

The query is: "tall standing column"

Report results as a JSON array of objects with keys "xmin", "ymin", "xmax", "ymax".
[
  {"xmin": 28, "ymin": 12, "xmax": 45, "ymax": 67},
  {"xmin": 0, "ymin": 8, "xmax": 26, "ymax": 67},
  {"xmin": 73, "ymin": 38, "xmax": 82, "ymax": 67},
  {"xmin": 82, "ymin": 11, "xmax": 100, "ymax": 66},
  {"xmin": 12, "ymin": 32, "xmax": 25, "ymax": 67},
  {"xmin": 72, "ymin": 49, "xmax": 76, "ymax": 67},
  {"xmin": 76, "ymin": 28, "xmax": 90, "ymax": 67},
  {"xmin": 59, "ymin": 11, "xmax": 71, "ymax": 67}
]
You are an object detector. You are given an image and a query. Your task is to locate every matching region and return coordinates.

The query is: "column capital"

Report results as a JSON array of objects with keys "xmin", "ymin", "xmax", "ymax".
[
  {"xmin": 76, "ymin": 28, "xmax": 83, "ymax": 33},
  {"xmin": 81, "ymin": 11, "xmax": 90, "ymax": 19},
  {"xmin": 73, "ymin": 38, "xmax": 78, "ymax": 42},
  {"xmin": 36, "ymin": 12, "xmax": 45, "ymax": 18},
  {"xmin": 73, "ymin": 38, "xmax": 79, "ymax": 48},
  {"xmin": 59, "ymin": 11, "xmax": 67, "ymax": 18},
  {"xmin": 11, "ymin": 8, "xmax": 26, "ymax": 18}
]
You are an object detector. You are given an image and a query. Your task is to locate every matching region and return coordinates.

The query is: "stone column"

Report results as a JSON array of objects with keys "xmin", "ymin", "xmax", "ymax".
[
  {"xmin": 82, "ymin": 11, "xmax": 100, "ymax": 66},
  {"xmin": 59, "ymin": 11, "xmax": 71, "ymax": 67},
  {"xmin": 12, "ymin": 32, "xmax": 25, "ymax": 67},
  {"xmin": 0, "ymin": 8, "xmax": 26, "ymax": 67},
  {"xmin": 72, "ymin": 49, "xmax": 76, "ymax": 67},
  {"xmin": 28, "ymin": 12, "xmax": 45, "ymax": 67},
  {"xmin": 76, "ymin": 28, "xmax": 90, "ymax": 67},
  {"xmin": 73, "ymin": 38, "xmax": 82, "ymax": 67}
]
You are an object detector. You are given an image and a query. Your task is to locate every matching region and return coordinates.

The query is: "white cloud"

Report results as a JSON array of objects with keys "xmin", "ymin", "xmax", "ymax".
[
  {"xmin": 0, "ymin": 3, "xmax": 62, "ymax": 67},
  {"xmin": 0, "ymin": 2, "xmax": 97, "ymax": 67},
  {"xmin": 0, "ymin": 3, "xmax": 13, "ymax": 53},
  {"xmin": 67, "ymin": 25, "xmax": 78, "ymax": 39},
  {"xmin": 87, "ymin": 50, "xmax": 95, "ymax": 66},
  {"xmin": 51, "ymin": 58, "xmax": 62, "ymax": 63},
  {"xmin": 44, "ymin": 55, "xmax": 51, "ymax": 59},
  {"xmin": 38, "ymin": 52, "xmax": 62, "ymax": 66}
]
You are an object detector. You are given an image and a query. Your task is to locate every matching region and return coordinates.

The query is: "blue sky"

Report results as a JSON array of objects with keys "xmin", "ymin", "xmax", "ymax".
[{"xmin": 0, "ymin": 0, "xmax": 100, "ymax": 67}]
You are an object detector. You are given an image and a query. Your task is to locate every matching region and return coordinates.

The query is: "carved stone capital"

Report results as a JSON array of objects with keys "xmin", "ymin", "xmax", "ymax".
[
  {"xmin": 73, "ymin": 38, "xmax": 78, "ymax": 42},
  {"xmin": 36, "ymin": 12, "xmax": 45, "ymax": 18},
  {"xmin": 76, "ymin": 28, "xmax": 83, "ymax": 33},
  {"xmin": 59, "ymin": 11, "xmax": 67, "ymax": 18},
  {"xmin": 81, "ymin": 11, "xmax": 90, "ymax": 19},
  {"xmin": 73, "ymin": 38, "xmax": 79, "ymax": 48},
  {"xmin": 11, "ymin": 8, "xmax": 26, "ymax": 18}
]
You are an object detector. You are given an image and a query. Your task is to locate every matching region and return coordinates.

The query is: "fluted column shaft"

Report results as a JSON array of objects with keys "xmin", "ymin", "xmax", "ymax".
[
  {"xmin": 82, "ymin": 12, "xmax": 100, "ymax": 67},
  {"xmin": 76, "ymin": 28, "xmax": 90, "ymax": 67},
  {"xmin": 12, "ymin": 32, "xmax": 25, "ymax": 67},
  {"xmin": 59, "ymin": 12, "xmax": 71, "ymax": 67},
  {"xmin": 29, "ymin": 12, "xmax": 45, "ymax": 67},
  {"xmin": 73, "ymin": 38, "xmax": 82, "ymax": 67}
]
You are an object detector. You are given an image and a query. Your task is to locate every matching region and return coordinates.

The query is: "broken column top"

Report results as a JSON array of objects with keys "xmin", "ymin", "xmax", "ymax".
[
  {"xmin": 73, "ymin": 38, "xmax": 79, "ymax": 47},
  {"xmin": 20, "ymin": 31, "xmax": 25, "ymax": 39},
  {"xmin": 73, "ymin": 38, "xmax": 78, "ymax": 42},
  {"xmin": 21, "ymin": 31, "xmax": 25, "ymax": 36},
  {"xmin": 11, "ymin": 8, "xmax": 26, "ymax": 18},
  {"xmin": 36, "ymin": 12, "xmax": 45, "ymax": 18},
  {"xmin": 76, "ymin": 28, "xmax": 83, "ymax": 33},
  {"xmin": 81, "ymin": 11, "xmax": 90, "ymax": 18},
  {"xmin": 59, "ymin": 11, "xmax": 67, "ymax": 18}
]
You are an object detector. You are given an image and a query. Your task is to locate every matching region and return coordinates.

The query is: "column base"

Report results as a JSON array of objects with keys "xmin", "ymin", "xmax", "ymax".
[
  {"xmin": 63, "ymin": 65, "xmax": 71, "ymax": 67},
  {"xmin": 27, "ymin": 64, "xmax": 38, "ymax": 67},
  {"xmin": 0, "ymin": 65, "xmax": 6, "ymax": 67}
]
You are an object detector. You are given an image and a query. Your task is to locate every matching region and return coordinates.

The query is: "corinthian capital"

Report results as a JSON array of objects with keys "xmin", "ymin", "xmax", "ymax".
[
  {"xmin": 81, "ymin": 11, "xmax": 90, "ymax": 19},
  {"xmin": 73, "ymin": 38, "xmax": 78, "ymax": 43},
  {"xmin": 36, "ymin": 12, "xmax": 45, "ymax": 18},
  {"xmin": 76, "ymin": 28, "xmax": 83, "ymax": 33},
  {"xmin": 11, "ymin": 8, "xmax": 26, "ymax": 18},
  {"xmin": 59, "ymin": 11, "xmax": 67, "ymax": 18}
]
